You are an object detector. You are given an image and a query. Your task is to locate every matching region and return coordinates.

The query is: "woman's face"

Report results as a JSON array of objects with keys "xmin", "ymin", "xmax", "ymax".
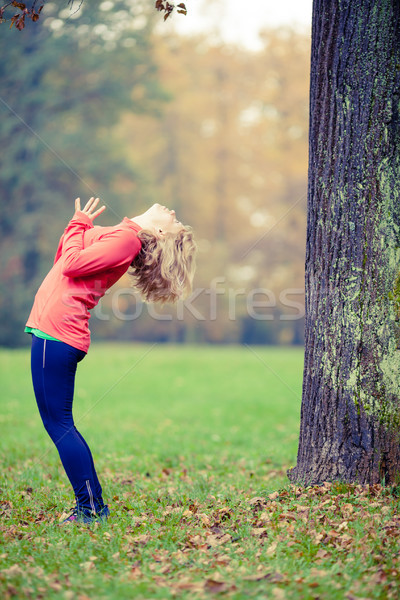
[{"xmin": 148, "ymin": 203, "xmax": 183, "ymax": 235}]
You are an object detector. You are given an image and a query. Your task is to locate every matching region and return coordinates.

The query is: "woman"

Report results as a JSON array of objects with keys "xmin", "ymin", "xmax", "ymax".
[{"xmin": 25, "ymin": 197, "xmax": 197, "ymax": 524}]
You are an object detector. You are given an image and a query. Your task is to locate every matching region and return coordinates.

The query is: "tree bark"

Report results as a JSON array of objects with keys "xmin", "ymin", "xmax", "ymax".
[{"xmin": 288, "ymin": 0, "xmax": 400, "ymax": 486}]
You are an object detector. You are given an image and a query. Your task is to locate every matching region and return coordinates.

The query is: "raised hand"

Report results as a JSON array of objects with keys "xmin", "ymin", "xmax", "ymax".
[{"xmin": 75, "ymin": 197, "xmax": 106, "ymax": 221}]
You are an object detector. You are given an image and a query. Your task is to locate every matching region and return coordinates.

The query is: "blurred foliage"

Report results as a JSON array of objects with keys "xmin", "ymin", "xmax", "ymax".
[
  {"xmin": 0, "ymin": 0, "xmax": 167, "ymax": 345},
  {"xmin": 0, "ymin": 1, "xmax": 187, "ymax": 30},
  {"xmin": 0, "ymin": 2, "xmax": 309, "ymax": 346}
]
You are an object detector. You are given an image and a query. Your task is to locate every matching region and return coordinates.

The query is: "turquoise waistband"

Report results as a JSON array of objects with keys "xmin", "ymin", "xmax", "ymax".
[{"xmin": 25, "ymin": 327, "xmax": 62, "ymax": 342}]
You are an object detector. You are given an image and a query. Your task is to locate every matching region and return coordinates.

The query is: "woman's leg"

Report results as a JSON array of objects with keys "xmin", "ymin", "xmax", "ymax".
[
  {"xmin": 31, "ymin": 335, "xmax": 105, "ymax": 515},
  {"xmin": 74, "ymin": 429, "xmax": 104, "ymax": 509}
]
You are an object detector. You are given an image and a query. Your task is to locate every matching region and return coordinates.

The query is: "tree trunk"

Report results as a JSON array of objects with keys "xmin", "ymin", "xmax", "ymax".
[{"xmin": 288, "ymin": 0, "xmax": 400, "ymax": 486}]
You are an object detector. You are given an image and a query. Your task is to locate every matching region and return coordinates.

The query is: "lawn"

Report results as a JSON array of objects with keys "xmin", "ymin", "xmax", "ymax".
[{"xmin": 1, "ymin": 343, "xmax": 399, "ymax": 599}]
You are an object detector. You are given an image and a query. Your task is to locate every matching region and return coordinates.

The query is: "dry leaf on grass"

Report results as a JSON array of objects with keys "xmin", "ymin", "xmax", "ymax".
[
  {"xmin": 1, "ymin": 564, "xmax": 23, "ymax": 576},
  {"xmin": 131, "ymin": 533, "xmax": 151, "ymax": 546},
  {"xmin": 243, "ymin": 571, "xmax": 285, "ymax": 583},
  {"xmin": 207, "ymin": 533, "xmax": 232, "ymax": 547},
  {"xmin": 128, "ymin": 566, "xmax": 142, "ymax": 579},
  {"xmin": 251, "ymin": 527, "xmax": 268, "ymax": 538},
  {"xmin": 268, "ymin": 491, "xmax": 280, "ymax": 501},
  {"xmin": 79, "ymin": 561, "xmax": 95, "ymax": 572},
  {"xmin": 249, "ymin": 496, "xmax": 265, "ymax": 507},
  {"xmin": 271, "ymin": 586, "xmax": 286, "ymax": 599},
  {"xmin": 204, "ymin": 579, "xmax": 228, "ymax": 592},
  {"xmin": 266, "ymin": 540, "xmax": 279, "ymax": 556}
]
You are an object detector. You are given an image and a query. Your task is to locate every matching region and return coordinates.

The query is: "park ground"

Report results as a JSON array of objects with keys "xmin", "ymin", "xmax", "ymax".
[{"xmin": 1, "ymin": 344, "xmax": 399, "ymax": 599}]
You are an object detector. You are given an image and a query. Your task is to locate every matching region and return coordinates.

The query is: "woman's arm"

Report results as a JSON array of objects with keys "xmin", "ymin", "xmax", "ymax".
[
  {"xmin": 54, "ymin": 197, "xmax": 101, "ymax": 265},
  {"xmin": 61, "ymin": 198, "xmax": 141, "ymax": 277}
]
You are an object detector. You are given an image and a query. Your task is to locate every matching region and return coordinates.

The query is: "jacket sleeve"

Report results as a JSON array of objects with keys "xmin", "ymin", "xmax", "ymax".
[
  {"xmin": 61, "ymin": 211, "xmax": 141, "ymax": 277},
  {"xmin": 53, "ymin": 233, "xmax": 65, "ymax": 264},
  {"xmin": 54, "ymin": 211, "xmax": 92, "ymax": 264}
]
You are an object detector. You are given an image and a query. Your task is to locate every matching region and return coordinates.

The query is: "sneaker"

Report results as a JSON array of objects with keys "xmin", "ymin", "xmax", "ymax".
[
  {"xmin": 97, "ymin": 505, "xmax": 110, "ymax": 522},
  {"xmin": 61, "ymin": 504, "xmax": 110, "ymax": 525},
  {"xmin": 61, "ymin": 507, "xmax": 93, "ymax": 524}
]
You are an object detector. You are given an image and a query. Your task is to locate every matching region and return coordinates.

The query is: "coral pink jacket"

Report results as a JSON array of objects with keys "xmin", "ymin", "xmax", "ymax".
[{"xmin": 26, "ymin": 210, "xmax": 142, "ymax": 353}]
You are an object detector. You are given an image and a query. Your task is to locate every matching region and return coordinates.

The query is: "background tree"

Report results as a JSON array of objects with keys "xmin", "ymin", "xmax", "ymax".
[
  {"xmin": 115, "ymin": 31, "xmax": 309, "ymax": 344},
  {"xmin": 0, "ymin": 2, "xmax": 310, "ymax": 347},
  {"xmin": 288, "ymin": 0, "xmax": 400, "ymax": 486},
  {"xmin": 0, "ymin": 0, "xmax": 166, "ymax": 345}
]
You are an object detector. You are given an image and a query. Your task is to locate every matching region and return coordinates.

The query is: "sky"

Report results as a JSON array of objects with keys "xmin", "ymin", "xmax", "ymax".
[{"xmin": 168, "ymin": 0, "xmax": 313, "ymax": 50}]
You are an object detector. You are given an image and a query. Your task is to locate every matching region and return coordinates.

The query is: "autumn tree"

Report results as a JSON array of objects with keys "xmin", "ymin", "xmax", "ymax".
[
  {"xmin": 0, "ymin": 14, "xmax": 310, "ymax": 347},
  {"xmin": 0, "ymin": 0, "xmax": 166, "ymax": 345},
  {"xmin": 116, "ymin": 31, "xmax": 309, "ymax": 344},
  {"xmin": 288, "ymin": 0, "xmax": 400, "ymax": 486}
]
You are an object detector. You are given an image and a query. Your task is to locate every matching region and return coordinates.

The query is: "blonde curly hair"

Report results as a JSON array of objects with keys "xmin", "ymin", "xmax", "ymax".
[{"xmin": 129, "ymin": 226, "xmax": 197, "ymax": 304}]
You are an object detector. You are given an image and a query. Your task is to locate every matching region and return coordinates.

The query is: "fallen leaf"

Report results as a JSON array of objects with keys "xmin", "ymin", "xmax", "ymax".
[
  {"xmin": 249, "ymin": 496, "xmax": 265, "ymax": 505},
  {"xmin": 208, "ymin": 533, "xmax": 231, "ymax": 547},
  {"xmin": 341, "ymin": 503, "xmax": 354, "ymax": 515},
  {"xmin": 59, "ymin": 512, "xmax": 70, "ymax": 522},
  {"xmin": 309, "ymin": 567, "xmax": 329, "ymax": 577},
  {"xmin": 252, "ymin": 527, "xmax": 268, "ymax": 538},
  {"xmin": 268, "ymin": 491, "xmax": 280, "ymax": 501},
  {"xmin": 128, "ymin": 566, "xmax": 142, "ymax": 579},
  {"xmin": 48, "ymin": 582, "xmax": 62, "ymax": 592},
  {"xmin": 173, "ymin": 578, "xmax": 204, "ymax": 592},
  {"xmin": 2, "ymin": 564, "xmax": 23, "ymax": 576},
  {"xmin": 243, "ymin": 571, "xmax": 284, "ymax": 582},
  {"xmin": 271, "ymin": 587, "xmax": 285, "ymax": 599},
  {"xmin": 80, "ymin": 561, "xmax": 95, "ymax": 572},
  {"xmin": 214, "ymin": 554, "xmax": 231, "ymax": 566},
  {"xmin": 204, "ymin": 579, "xmax": 227, "ymax": 592},
  {"xmin": 218, "ymin": 507, "xmax": 232, "ymax": 520},
  {"xmin": 266, "ymin": 540, "xmax": 278, "ymax": 556},
  {"xmin": 132, "ymin": 534, "xmax": 151, "ymax": 545},
  {"xmin": 327, "ymin": 530, "xmax": 340, "ymax": 538},
  {"xmin": 187, "ymin": 534, "xmax": 205, "ymax": 547}
]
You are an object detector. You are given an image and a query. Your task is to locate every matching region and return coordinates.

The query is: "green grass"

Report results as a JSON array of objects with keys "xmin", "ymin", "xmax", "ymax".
[{"xmin": 1, "ymin": 343, "xmax": 399, "ymax": 599}]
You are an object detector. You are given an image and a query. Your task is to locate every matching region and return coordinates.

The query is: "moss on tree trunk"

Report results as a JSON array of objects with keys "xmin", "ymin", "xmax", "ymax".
[{"xmin": 288, "ymin": 0, "xmax": 400, "ymax": 485}]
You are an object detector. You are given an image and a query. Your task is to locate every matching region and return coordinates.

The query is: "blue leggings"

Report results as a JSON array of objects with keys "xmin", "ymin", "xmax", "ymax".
[{"xmin": 30, "ymin": 334, "xmax": 105, "ymax": 514}]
